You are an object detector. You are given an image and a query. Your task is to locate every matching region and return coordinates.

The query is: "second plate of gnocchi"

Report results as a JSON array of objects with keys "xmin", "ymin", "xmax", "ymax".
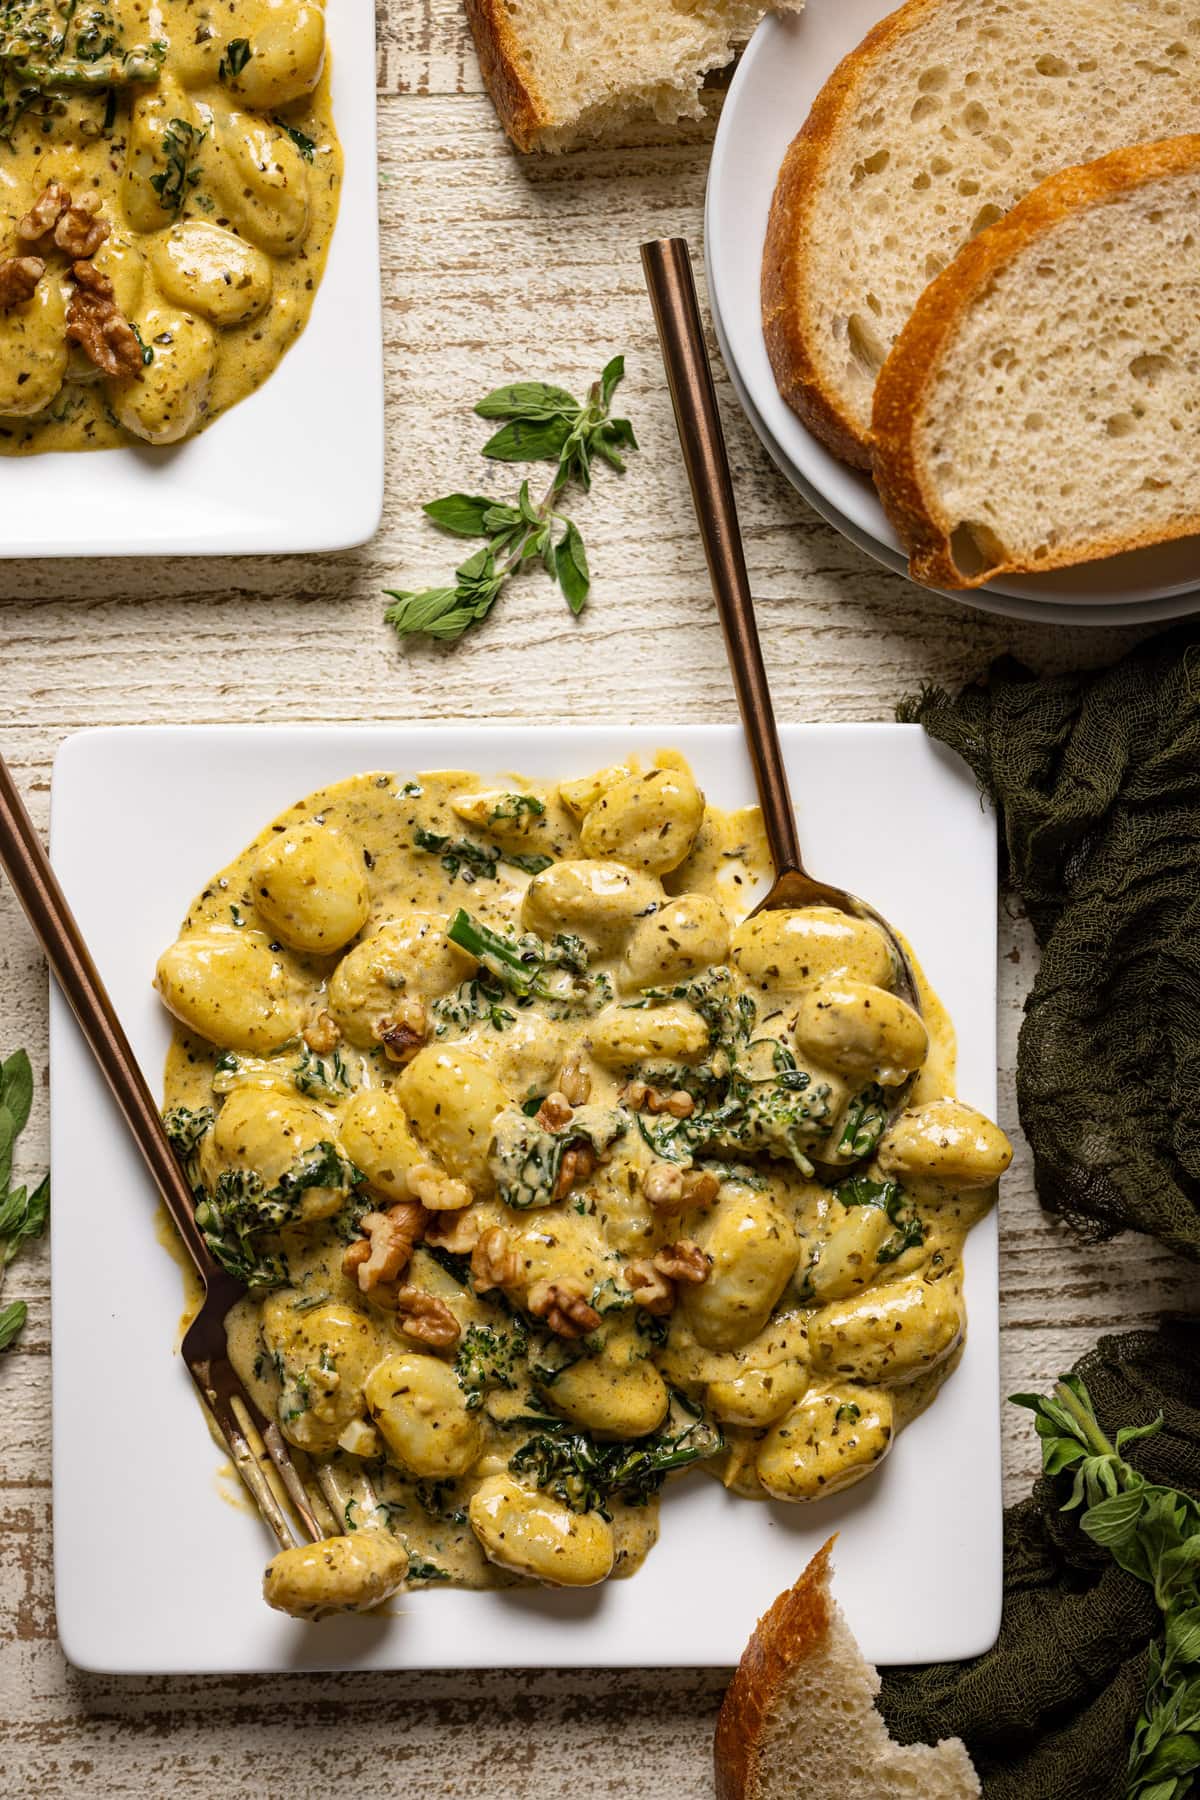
[
  {"xmin": 1, "ymin": 0, "xmax": 381, "ymax": 557},
  {"xmin": 49, "ymin": 723, "xmax": 1004, "ymax": 1672}
]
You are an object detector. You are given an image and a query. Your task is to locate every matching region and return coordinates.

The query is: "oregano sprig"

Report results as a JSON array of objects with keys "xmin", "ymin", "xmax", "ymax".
[
  {"xmin": 384, "ymin": 356, "xmax": 636, "ymax": 643},
  {"xmin": 0, "ymin": 1049, "xmax": 49, "ymax": 1353},
  {"xmin": 1013, "ymin": 1374, "xmax": 1200, "ymax": 1798}
]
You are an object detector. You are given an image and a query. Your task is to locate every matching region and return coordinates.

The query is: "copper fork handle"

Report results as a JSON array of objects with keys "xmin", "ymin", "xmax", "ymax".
[
  {"xmin": 641, "ymin": 235, "xmax": 804, "ymax": 879},
  {"xmin": 0, "ymin": 749, "xmax": 213, "ymax": 1284}
]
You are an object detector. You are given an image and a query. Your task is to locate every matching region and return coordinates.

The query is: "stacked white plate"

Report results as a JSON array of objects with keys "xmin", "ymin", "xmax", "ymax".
[{"xmin": 704, "ymin": 3, "xmax": 1200, "ymax": 627}]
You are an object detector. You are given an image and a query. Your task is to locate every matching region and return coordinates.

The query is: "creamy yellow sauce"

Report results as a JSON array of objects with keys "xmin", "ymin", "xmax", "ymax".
[
  {"xmin": 155, "ymin": 757, "xmax": 1012, "ymax": 1603},
  {"xmin": 0, "ymin": 0, "xmax": 339, "ymax": 451}
]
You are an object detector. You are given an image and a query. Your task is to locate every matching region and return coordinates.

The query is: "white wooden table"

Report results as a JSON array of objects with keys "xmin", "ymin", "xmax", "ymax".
[{"xmin": 3, "ymin": 4, "xmax": 1198, "ymax": 1791}]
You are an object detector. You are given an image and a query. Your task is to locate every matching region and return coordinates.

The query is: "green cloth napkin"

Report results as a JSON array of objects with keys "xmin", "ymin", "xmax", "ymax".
[
  {"xmin": 898, "ymin": 625, "xmax": 1200, "ymax": 1257},
  {"xmin": 879, "ymin": 1323, "xmax": 1200, "ymax": 1800}
]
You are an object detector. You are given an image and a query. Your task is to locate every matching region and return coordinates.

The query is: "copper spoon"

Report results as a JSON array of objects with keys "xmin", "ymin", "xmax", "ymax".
[
  {"xmin": 0, "ymin": 750, "xmax": 325, "ymax": 1549},
  {"xmin": 640, "ymin": 236, "xmax": 920, "ymax": 1013}
]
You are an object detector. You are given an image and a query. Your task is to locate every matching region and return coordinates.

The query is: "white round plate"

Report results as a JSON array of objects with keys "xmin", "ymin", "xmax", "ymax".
[{"xmin": 705, "ymin": 6, "xmax": 1200, "ymax": 623}]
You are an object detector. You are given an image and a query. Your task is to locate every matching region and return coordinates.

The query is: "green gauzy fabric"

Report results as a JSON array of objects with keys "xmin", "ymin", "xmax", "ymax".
[
  {"xmin": 898, "ymin": 625, "xmax": 1200, "ymax": 1257},
  {"xmin": 879, "ymin": 1324, "xmax": 1200, "ymax": 1799}
]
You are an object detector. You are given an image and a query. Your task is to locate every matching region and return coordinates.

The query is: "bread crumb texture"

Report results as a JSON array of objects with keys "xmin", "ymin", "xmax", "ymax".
[
  {"xmin": 466, "ymin": 0, "xmax": 804, "ymax": 151},
  {"xmin": 872, "ymin": 137, "xmax": 1200, "ymax": 587},
  {"xmin": 766, "ymin": 0, "xmax": 1200, "ymax": 454}
]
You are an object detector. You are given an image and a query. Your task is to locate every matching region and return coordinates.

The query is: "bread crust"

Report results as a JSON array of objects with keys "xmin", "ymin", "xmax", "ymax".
[
  {"xmin": 870, "ymin": 134, "xmax": 1200, "ymax": 590},
  {"xmin": 463, "ymin": 0, "xmax": 549, "ymax": 153},
  {"xmin": 761, "ymin": 0, "xmax": 947, "ymax": 470},
  {"xmin": 713, "ymin": 1535, "xmax": 836, "ymax": 1800}
]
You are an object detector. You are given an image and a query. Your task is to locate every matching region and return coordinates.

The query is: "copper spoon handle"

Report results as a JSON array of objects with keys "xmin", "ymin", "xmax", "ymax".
[
  {"xmin": 641, "ymin": 235, "xmax": 804, "ymax": 879},
  {"xmin": 0, "ymin": 750, "xmax": 213, "ymax": 1284}
]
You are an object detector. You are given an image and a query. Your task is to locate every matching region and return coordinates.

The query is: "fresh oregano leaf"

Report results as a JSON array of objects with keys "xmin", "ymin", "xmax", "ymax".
[
  {"xmin": 0, "ymin": 1049, "xmax": 32, "ymax": 1138},
  {"xmin": 0, "ymin": 1103, "xmax": 14, "ymax": 1199},
  {"xmin": 600, "ymin": 355, "xmax": 625, "ymax": 411},
  {"xmin": 481, "ymin": 416, "xmax": 574, "ymax": 464},
  {"xmin": 422, "ymin": 494, "xmax": 498, "ymax": 537},
  {"xmin": 383, "ymin": 588, "xmax": 475, "ymax": 640},
  {"xmin": 555, "ymin": 520, "xmax": 590, "ymax": 614},
  {"xmin": 474, "ymin": 381, "xmax": 580, "ymax": 420},
  {"xmin": 0, "ymin": 1300, "xmax": 27, "ymax": 1352}
]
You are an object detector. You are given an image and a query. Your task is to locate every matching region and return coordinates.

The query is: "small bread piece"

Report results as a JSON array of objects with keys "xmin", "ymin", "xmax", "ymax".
[
  {"xmin": 871, "ymin": 137, "xmax": 1200, "ymax": 591},
  {"xmin": 762, "ymin": 0, "xmax": 1200, "ymax": 467},
  {"xmin": 465, "ymin": 0, "xmax": 804, "ymax": 154},
  {"xmin": 714, "ymin": 1538, "xmax": 980, "ymax": 1800}
]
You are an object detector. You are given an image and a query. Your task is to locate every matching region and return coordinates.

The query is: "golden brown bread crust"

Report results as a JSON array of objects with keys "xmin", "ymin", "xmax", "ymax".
[
  {"xmin": 870, "ymin": 134, "xmax": 1200, "ymax": 591},
  {"xmin": 463, "ymin": 0, "xmax": 549, "ymax": 153},
  {"xmin": 713, "ymin": 1535, "xmax": 837, "ymax": 1800},
  {"xmin": 761, "ymin": 0, "xmax": 946, "ymax": 471}
]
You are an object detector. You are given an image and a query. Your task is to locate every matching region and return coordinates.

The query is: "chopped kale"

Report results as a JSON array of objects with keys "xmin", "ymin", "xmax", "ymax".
[
  {"xmin": 454, "ymin": 1321, "xmax": 529, "ymax": 1410},
  {"xmin": 189, "ymin": 1138, "xmax": 362, "ymax": 1289},
  {"xmin": 412, "ymin": 826, "xmax": 552, "ymax": 884},
  {"xmin": 489, "ymin": 1104, "xmax": 625, "ymax": 1209},
  {"xmin": 508, "ymin": 1403, "xmax": 723, "ymax": 1518},
  {"xmin": 837, "ymin": 1084, "xmax": 888, "ymax": 1160},
  {"xmin": 292, "ymin": 1043, "xmax": 353, "ymax": 1101},
  {"xmin": 837, "ymin": 1175, "xmax": 925, "ymax": 1263}
]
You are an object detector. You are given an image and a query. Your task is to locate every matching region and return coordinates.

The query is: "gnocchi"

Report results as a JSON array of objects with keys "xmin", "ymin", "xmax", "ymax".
[
  {"xmin": 364, "ymin": 1353, "xmax": 482, "ymax": 1479},
  {"xmin": 156, "ymin": 759, "xmax": 1009, "ymax": 1607},
  {"xmin": 578, "ymin": 766, "xmax": 704, "ymax": 873},
  {"xmin": 469, "ymin": 1475, "xmax": 615, "ymax": 1587},
  {"xmin": 263, "ymin": 1530, "xmax": 409, "ymax": 1621},
  {"xmin": 251, "ymin": 824, "xmax": 370, "ymax": 955}
]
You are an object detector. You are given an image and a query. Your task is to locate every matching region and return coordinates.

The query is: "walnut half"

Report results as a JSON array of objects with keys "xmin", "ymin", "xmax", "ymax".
[
  {"xmin": 342, "ymin": 1201, "xmax": 427, "ymax": 1297},
  {"xmin": 395, "ymin": 1285, "xmax": 461, "ymax": 1349},
  {"xmin": 65, "ymin": 261, "xmax": 143, "ymax": 379},
  {"xmin": 528, "ymin": 1277, "xmax": 601, "ymax": 1340},
  {"xmin": 0, "ymin": 256, "xmax": 44, "ymax": 311}
]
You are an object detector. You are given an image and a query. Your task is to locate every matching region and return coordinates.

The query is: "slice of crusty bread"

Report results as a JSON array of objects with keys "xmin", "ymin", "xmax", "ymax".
[
  {"xmin": 713, "ymin": 1538, "xmax": 980, "ymax": 1800},
  {"xmin": 762, "ymin": 0, "xmax": 1200, "ymax": 468},
  {"xmin": 465, "ymin": 0, "xmax": 804, "ymax": 154},
  {"xmin": 871, "ymin": 136, "xmax": 1200, "ymax": 590}
]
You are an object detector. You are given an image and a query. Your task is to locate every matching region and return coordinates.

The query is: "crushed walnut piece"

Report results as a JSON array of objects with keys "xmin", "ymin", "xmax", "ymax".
[
  {"xmin": 424, "ymin": 1206, "xmax": 482, "ymax": 1255},
  {"xmin": 54, "ymin": 191, "xmax": 110, "ymax": 260},
  {"xmin": 622, "ymin": 1080, "xmax": 695, "ymax": 1119},
  {"xmin": 470, "ymin": 1226, "xmax": 518, "ymax": 1294},
  {"xmin": 558, "ymin": 1056, "xmax": 591, "ymax": 1107},
  {"xmin": 653, "ymin": 1240, "xmax": 711, "ymax": 1285},
  {"xmin": 681, "ymin": 1168, "xmax": 720, "ymax": 1209},
  {"xmin": 375, "ymin": 996, "xmax": 427, "ymax": 1065},
  {"xmin": 0, "ymin": 255, "xmax": 44, "ymax": 310},
  {"xmin": 302, "ymin": 1010, "xmax": 342, "ymax": 1055},
  {"xmin": 625, "ymin": 1258, "xmax": 674, "ymax": 1316},
  {"xmin": 65, "ymin": 261, "xmax": 143, "ymax": 378},
  {"xmin": 408, "ymin": 1159, "xmax": 473, "ymax": 1212},
  {"xmin": 528, "ymin": 1277, "xmax": 601, "ymax": 1340},
  {"xmin": 642, "ymin": 1163, "xmax": 685, "ymax": 1211},
  {"xmin": 16, "ymin": 181, "xmax": 71, "ymax": 243},
  {"xmin": 535, "ymin": 1090, "xmax": 573, "ymax": 1131},
  {"xmin": 395, "ymin": 1285, "xmax": 461, "ymax": 1349},
  {"xmin": 342, "ymin": 1201, "xmax": 427, "ymax": 1296},
  {"xmin": 552, "ymin": 1142, "xmax": 599, "ymax": 1203}
]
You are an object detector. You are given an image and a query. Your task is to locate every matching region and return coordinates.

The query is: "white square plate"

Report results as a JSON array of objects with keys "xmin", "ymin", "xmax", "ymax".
[
  {"xmin": 51, "ymin": 724, "xmax": 1000, "ymax": 1673},
  {"xmin": 2, "ymin": 3, "xmax": 381, "ymax": 558}
]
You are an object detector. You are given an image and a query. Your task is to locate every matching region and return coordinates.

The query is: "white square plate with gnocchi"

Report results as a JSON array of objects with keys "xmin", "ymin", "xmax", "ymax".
[
  {"xmin": 50, "ymin": 723, "xmax": 1001, "ymax": 1672},
  {"xmin": 0, "ymin": 1, "xmax": 380, "ymax": 557}
]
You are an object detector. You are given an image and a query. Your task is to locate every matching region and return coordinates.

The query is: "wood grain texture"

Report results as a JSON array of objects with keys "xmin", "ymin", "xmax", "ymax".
[{"xmin": 3, "ymin": 4, "xmax": 1199, "ymax": 1793}]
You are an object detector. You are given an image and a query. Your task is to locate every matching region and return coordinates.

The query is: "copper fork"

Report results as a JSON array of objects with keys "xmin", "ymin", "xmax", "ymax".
[
  {"xmin": 640, "ymin": 236, "xmax": 921, "ymax": 1013},
  {"xmin": 0, "ymin": 750, "xmax": 324, "ymax": 1552}
]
